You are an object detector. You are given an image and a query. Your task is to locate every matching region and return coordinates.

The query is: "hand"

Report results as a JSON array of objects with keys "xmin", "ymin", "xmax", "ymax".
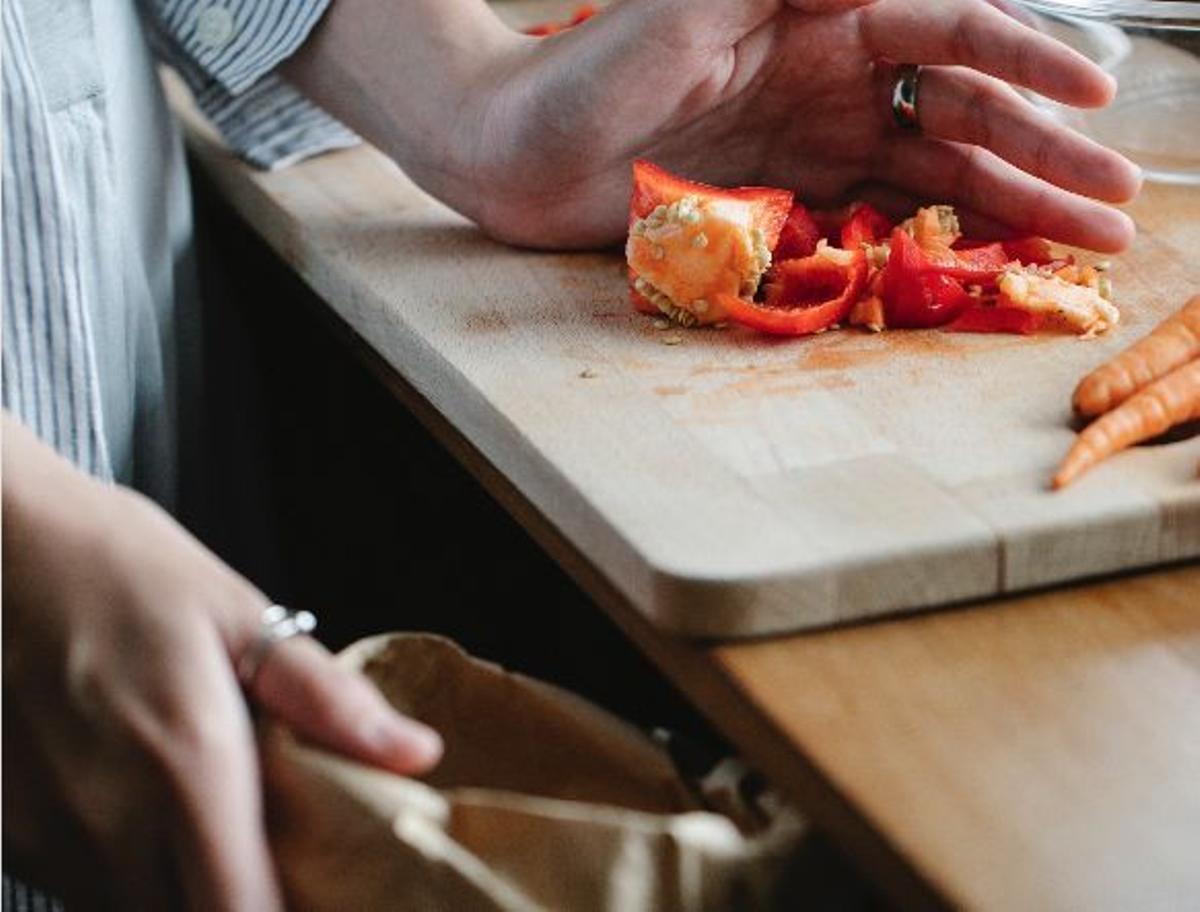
[
  {"xmin": 458, "ymin": 0, "xmax": 1140, "ymax": 251},
  {"xmin": 2, "ymin": 416, "xmax": 442, "ymax": 910}
]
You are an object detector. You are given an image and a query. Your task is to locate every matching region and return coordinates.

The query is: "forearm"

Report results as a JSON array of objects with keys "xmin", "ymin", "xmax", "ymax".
[{"xmin": 282, "ymin": 0, "xmax": 519, "ymax": 222}]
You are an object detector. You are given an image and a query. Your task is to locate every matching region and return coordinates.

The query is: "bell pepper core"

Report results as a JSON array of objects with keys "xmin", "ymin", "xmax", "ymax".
[
  {"xmin": 629, "ymin": 161, "xmax": 793, "ymax": 249},
  {"xmin": 627, "ymin": 161, "xmax": 794, "ymax": 322}
]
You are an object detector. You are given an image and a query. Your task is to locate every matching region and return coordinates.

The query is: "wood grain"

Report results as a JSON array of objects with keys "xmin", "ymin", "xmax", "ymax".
[
  {"xmin": 171, "ymin": 69, "xmax": 1200, "ymax": 635},
  {"xmin": 714, "ymin": 564, "xmax": 1200, "ymax": 911}
]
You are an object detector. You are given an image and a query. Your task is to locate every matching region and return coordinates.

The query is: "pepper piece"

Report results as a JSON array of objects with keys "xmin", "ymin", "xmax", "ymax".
[
  {"xmin": 945, "ymin": 304, "xmax": 1042, "ymax": 335},
  {"xmin": 773, "ymin": 203, "xmax": 822, "ymax": 261},
  {"xmin": 627, "ymin": 161, "xmax": 793, "ymax": 324},
  {"xmin": 629, "ymin": 161, "xmax": 793, "ymax": 249},
  {"xmin": 1000, "ymin": 236, "xmax": 1056, "ymax": 266},
  {"xmin": 882, "ymin": 228, "xmax": 972, "ymax": 328},
  {"xmin": 840, "ymin": 202, "xmax": 893, "ymax": 250},
  {"xmin": 713, "ymin": 249, "xmax": 867, "ymax": 336}
]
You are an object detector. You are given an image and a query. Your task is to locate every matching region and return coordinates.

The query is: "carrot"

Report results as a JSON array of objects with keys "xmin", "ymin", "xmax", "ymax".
[
  {"xmin": 1072, "ymin": 295, "xmax": 1200, "ymax": 417},
  {"xmin": 1054, "ymin": 358, "xmax": 1200, "ymax": 488}
]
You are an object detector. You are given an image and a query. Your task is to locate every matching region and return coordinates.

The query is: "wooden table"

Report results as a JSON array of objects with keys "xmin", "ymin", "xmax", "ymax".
[{"xmin": 173, "ymin": 76, "xmax": 1200, "ymax": 910}]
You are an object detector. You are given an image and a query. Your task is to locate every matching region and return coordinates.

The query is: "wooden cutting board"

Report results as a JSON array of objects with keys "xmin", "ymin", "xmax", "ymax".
[{"xmin": 174, "ymin": 79, "xmax": 1200, "ymax": 639}]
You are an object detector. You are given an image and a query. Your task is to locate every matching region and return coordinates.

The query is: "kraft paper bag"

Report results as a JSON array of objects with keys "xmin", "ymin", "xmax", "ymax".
[{"xmin": 264, "ymin": 634, "xmax": 808, "ymax": 911}]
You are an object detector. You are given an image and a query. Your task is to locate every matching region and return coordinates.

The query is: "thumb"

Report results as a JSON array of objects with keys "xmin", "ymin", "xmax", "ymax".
[{"xmin": 248, "ymin": 635, "xmax": 443, "ymax": 775}]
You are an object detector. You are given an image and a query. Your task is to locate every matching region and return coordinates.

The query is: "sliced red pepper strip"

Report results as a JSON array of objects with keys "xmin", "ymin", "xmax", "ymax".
[
  {"xmin": 945, "ymin": 304, "xmax": 1042, "ymax": 335},
  {"xmin": 919, "ymin": 242, "xmax": 1009, "ymax": 286},
  {"xmin": 714, "ymin": 251, "xmax": 867, "ymax": 336},
  {"xmin": 920, "ymin": 264, "xmax": 1002, "ymax": 285},
  {"xmin": 840, "ymin": 202, "xmax": 893, "ymax": 250},
  {"xmin": 629, "ymin": 160, "xmax": 793, "ymax": 251},
  {"xmin": 954, "ymin": 243, "xmax": 1009, "ymax": 270},
  {"xmin": 773, "ymin": 203, "xmax": 822, "ymax": 261},
  {"xmin": 1000, "ymin": 236, "xmax": 1056, "ymax": 266},
  {"xmin": 882, "ymin": 228, "xmax": 972, "ymax": 328}
]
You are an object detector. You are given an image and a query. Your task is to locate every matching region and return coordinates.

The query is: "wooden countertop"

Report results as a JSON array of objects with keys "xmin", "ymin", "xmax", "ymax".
[
  {"xmin": 712, "ymin": 565, "xmax": 1200, "ymax": 910},
  {"xmin": 172, "ymin": 57, "xmax": 1200, "ymax": 910}
]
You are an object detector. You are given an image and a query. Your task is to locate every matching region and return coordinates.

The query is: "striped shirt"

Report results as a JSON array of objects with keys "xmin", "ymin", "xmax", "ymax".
[
  {"xmin": 2, "ymin": 0, "xmax": 355, "ymax": 907},
  {"xmin": 2, "ymin": 0, "xmax": 356, "ymax": 486}
]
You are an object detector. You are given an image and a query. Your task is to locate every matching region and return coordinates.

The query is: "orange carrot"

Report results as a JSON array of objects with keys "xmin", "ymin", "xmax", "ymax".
[
  {"xmin": 1054, "ymin": 358, "xmax": 1200, "ymax": 488},
  {"xmin": 1072, "ymin": 295, "xmax": 1200, "ymax": 417}
]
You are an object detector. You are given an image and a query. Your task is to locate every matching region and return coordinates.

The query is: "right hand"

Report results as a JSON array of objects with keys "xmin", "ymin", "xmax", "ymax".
[
  {"xmin": 2, "ymin": 415, "xmax": 442, "ymax": 910},
  {"xmin": 457, "ymin": 0, "xmax": 1140, "ymax": 249}
]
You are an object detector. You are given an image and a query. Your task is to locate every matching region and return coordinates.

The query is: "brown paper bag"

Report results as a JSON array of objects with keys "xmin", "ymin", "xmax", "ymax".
[{"xmin": 264, "ymin": 634, "xmax": 807, "ymax": 911}]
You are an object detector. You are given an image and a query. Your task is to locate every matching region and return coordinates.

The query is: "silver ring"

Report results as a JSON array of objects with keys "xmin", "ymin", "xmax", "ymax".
[
  {"xmin": 237, "ymin": 604, "xmax": 317, "ymax": 688},
  {"xmin": 891, "ymin": 64, "xmax": 922, "ymax": 131}
]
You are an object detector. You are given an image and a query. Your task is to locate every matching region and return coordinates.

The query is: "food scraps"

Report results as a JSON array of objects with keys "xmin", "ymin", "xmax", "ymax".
[{"xmin": 625, "ymin": 161, "xmax": 1119, "ymax": 339}]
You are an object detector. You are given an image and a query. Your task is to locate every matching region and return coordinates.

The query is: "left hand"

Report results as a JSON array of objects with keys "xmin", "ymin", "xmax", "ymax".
[{"xmin": 458, "ymin": 0, "xmax": 1140, "ymax": 250}]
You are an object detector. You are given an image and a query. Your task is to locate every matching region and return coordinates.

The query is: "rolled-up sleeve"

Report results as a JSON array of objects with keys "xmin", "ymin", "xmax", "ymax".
[{"xmin": 140, "ymin": 0, "xmax": 358, "ymax": 169}]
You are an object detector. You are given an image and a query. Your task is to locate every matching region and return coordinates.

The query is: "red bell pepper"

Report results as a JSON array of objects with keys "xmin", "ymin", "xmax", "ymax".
[
  {"xmin": 1000, "ymin": 236, "xmax": 1056, "ymax": 266},
  {"xmin": 920, "ymin": 241, "xmax": 1009, "ymax": 286},
  {"xmin": 773, "ymin": 203, "xmax": 822, "ymax": 261},
  {"xmin": 629, "ymin": 161, "xmax": 793, "ymax": 251},
  {"xmin": 882, "ymin": 228, "xmax": 972, "ymax": 328},
  {"xmin": 840, "ymin": 202, "xmax": 893, "ymax": 250},
  {"xmin": 944, "ymin": 304, "xmax": 1042, "ymax": 335},
  {"xmin": 714, "ymin": 250, "xmax": 867, "ymax": 336},
  {"xmin": 953, "ymin": 242, "xmax": 1009, "ymax": 270}
]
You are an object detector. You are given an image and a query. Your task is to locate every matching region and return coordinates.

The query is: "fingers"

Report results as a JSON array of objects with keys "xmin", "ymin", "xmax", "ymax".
[
  {"xmin": 251, "ymin": 635, "xmax": 443, "ymax": 775},
  {"xmin": 914, "ymin": 65, "xmax": 1142, "ymax": 202},
  {"xmin": 862, "ymin": 0, "xmax": 1115, "ymax": 107},
  {"xmin": 879, "ymin": 135, "xmax": 1136, "ymax": 251},
  {"xmin": 150, "ymin": 630, "xmax": 285, "ymax": 912}
]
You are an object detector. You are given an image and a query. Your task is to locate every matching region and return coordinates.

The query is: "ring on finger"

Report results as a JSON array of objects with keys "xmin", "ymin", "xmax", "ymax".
[
  {"xmin": 236, "ymin": 604, "xmax": 317, "ymax": 689},
  {"xmin": 891, "ymin": 64, "xmax": 923, "ymax": 131}
]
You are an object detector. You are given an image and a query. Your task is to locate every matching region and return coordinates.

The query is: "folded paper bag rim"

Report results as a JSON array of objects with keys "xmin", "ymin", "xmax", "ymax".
[{"xmin": 264, "ymin": 632, "xmax": 807, "ymax": 912}]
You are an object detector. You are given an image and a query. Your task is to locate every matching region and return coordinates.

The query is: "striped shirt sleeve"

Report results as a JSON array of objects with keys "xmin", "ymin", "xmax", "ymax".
[{"xmin": 139, "ymin": 0, "xmax": 358, "ymax": 169}]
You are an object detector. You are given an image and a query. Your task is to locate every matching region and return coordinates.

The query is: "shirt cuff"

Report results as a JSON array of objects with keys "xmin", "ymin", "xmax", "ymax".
[
  {"xmin": 145, "ymin": 0, "xmax": 360, "ymax": 169},
  {"xmin": 146, "ymin": 0, "xmax": 329, "ymax": 96},
  {"xmin": 196, "ymin": 71, "xmax": 359, "ymax": 170}
]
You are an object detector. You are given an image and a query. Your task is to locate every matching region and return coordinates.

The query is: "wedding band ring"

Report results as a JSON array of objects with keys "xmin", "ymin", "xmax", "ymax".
[
  {"xmin": 237, "ymin": 604, "xmax": 317, "ymax": 688},
  {"xmin": 891, "ymin": 64, "xmax": 922, "ymax": 131}
]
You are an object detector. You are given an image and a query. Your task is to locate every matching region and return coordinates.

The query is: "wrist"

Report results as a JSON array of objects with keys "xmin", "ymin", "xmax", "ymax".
[{"xmin": 284, "ymin": 0, "xmax": 525, "ymax": 222}]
